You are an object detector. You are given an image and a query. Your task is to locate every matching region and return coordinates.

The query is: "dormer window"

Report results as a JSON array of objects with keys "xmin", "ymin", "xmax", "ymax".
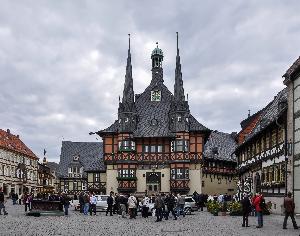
[
  {"xmin": 125, "ymin": 117, "xmax": 129, "ymax": 123},
  {"xmin": 73, "ymin": 155, "xmax": 80, "ymax": 161},
  {"xmin": 177, "ymin": 116, "xmax": 182, "ymax": 122},
  {"xmin": 151, "ymin": 90, "xmax": 161, "ymax": 101}
]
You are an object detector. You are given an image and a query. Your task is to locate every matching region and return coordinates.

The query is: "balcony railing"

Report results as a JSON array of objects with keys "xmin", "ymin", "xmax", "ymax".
[
  {"xmin": 117, "ymin": 180, "xmax": 137, "ymax": 192},
  {"xmin": 170, "ymin": 179, "xmax": 190, "ymax": 192},
  {"xmin": 104, "ymin": 152, "xmax": 202, "ymax": 163}
]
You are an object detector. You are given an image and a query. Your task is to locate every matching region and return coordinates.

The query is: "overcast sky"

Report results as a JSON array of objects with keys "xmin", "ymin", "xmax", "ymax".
[{"xmin": 1, "ymin": 0, "xmax": 300, "ymax": 163}]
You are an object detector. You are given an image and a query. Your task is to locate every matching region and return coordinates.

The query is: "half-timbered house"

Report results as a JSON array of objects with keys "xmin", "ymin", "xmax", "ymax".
[
  {"xmin": 202, "ymin": 131, "xmax": 238, "ymax": 195},
  {"xmin": 235, "ymin": 88, "xmax": 288, "ymax": 214},
  {"xmin": 96, "ymin": 34, "xmax": 210, "ymax": 195},
  {"xmin": 58, "ymin": 141, "xmax": 106, "ymax": 194}
]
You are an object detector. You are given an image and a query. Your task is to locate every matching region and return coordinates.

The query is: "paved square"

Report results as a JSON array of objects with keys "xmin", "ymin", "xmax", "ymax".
[{"xmin": 0, "ymin": 201, "xmax": 299, "ymax": 236}]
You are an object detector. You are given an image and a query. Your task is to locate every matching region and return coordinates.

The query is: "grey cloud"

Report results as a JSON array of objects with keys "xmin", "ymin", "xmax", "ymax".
[{"xmin": 1, "ymin": 0, "xmax": 300, "ymax": 162}]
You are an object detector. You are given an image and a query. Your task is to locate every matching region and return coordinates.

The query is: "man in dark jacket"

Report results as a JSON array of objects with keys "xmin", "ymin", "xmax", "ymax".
[
  {"xmin": 241, "ymin": 193, "xmax": 251, "ymax": 227},
  {"xmin": 154, "ymin": 193, "xmax": 164, "ymax": 222},
  {"xmin": 61, "ymin": 193, "xmax": 71, "ymax": 216},
  {"xmin": 106, "ymin": 191, "xmax": 114, "ymax": 216},
  {"xmin": 0, "ymin": 188, "xmax": 8, "ymax": 215},
  {"xmin": 283, "ymin": 192, "xmax": 298, "ymax": 229},
  {"xmin": 79, "ymin": 192, "xmax": 84, "ymax": 213},
  {"xmin": 165, "ymin": 193, "xmax": 177, "ymax": 220}
]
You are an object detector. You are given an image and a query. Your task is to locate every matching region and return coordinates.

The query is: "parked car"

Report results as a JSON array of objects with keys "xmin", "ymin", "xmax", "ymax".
[
  {"xmin": 184, "ymin": 196, "xmax": 198, "ymax": 213},
  {"xmin": 95, "ymin": 195, "xmax": 109, "ymax": 211},
  {"xmin": 142, "ymin": 195, "xmax": 197, "ymax": 215}
]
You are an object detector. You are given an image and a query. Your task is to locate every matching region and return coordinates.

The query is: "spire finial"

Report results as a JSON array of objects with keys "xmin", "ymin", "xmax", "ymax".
[
  {"xmin": 156, "ymin": 42, "xmax": 158, "ymax": 48},
  {"xmin": 128, "ymin": 33, "xmax": 130, "ymax": 51},
  {"xmin": 176, "ymin": 32, "xmax": 179, "ymax": 55}
]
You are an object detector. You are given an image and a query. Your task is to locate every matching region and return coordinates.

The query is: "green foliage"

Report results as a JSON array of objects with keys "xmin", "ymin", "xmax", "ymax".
[
  {"xmin": 206, "ymin": 201, "xmax": 222, "ymax": 215},
  {"xmin": 227, "ymin": 201, "xmax": 243, "ymax": 216}
]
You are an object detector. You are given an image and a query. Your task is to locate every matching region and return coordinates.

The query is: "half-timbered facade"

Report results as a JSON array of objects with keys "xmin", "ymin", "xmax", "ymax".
[
  {"xmin": 96, "ymin": 34, "xmax": 210, "ymax": 195},
  {"xmin": 283, "ymin": 56, "xmax": 300, "ymax": 214},
  {"xmin": 0, "ymin": 129, "xmax": 39, "ymax": 197},
  {"xmin": 58, "ymin": 141, "xmax": 106, "ymax": 195},
  {"xmin": 202, "ymin": 131, "xmax": 238, "ymax": 195},
  {"xmin": 235, "ymin": 89, "xmax": 288, "ymax": 214}
]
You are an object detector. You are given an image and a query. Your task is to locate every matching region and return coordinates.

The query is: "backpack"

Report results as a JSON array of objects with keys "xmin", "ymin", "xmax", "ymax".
[{"xmin": 259, "ymin": 198, "xmax": 266, "ymax": 210}]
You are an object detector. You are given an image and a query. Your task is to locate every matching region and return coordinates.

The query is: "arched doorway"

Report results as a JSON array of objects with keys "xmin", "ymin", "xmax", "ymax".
[{"xmin": 146, "ymin": 172, "xmax": 161, "ymax": 194}]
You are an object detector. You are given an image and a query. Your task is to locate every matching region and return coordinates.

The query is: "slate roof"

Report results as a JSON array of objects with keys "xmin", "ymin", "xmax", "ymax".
[
  {"xmin": 189, "ymin": 115, "xmax": 209, "ymax": 132},
  {"xmin": 98, "ymin": 43, "xmax": 209, "ymax": 137},
  {"xmin": 0, "ymin": 129, "xmax": 38, "ymax": 159},
  {"xmin": 283, "ymin": 56, "xmax": 300, "ymax": 80},
  {"xmin": 59, "ymin": 141, "xmax": 105, "ymax": 178},
  {"xmin": 242, "ymin": 88, "xmax": 287, "ymax": 144},
  {"xmin": 133, "ymin": 82, "xmax": 175, "ymax": 137},
  {"xmin": 99, "ymin": 83, "xmax": 209, "ymax": 137},
  {"xmin": 203, "ymin": 131, "xmax": 237, "ymax": 162},
  {"xmin": 46, "ymin": 162, "xmax": 60, "ymax": 174}
]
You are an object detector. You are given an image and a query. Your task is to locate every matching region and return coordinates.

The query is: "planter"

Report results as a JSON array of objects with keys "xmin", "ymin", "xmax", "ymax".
[
  {"xmin": 229, "ymin": 211, "xmax": 243, "ymax": 216},
  {"xmin": 213, "ymin": 211, "xmax": 219, "ymax": 216},
  {"xmin": 220, "ymin": 211, "xmax": 226, "ymax": 216}
]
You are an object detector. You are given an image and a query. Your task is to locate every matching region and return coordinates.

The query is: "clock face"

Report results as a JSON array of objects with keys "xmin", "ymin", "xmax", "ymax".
[
  {"xmin": 73, "ymin": 155, "xmax": 79, "ymax": 161},
  {"xmin": 151, "ymin": 90, "xmax": 161, "ymax": 101}
]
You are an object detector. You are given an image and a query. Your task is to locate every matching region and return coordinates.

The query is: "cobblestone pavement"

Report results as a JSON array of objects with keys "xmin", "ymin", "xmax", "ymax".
[{"xmin": 0, "ymin": 201, "xmax": 299, "ymax": 236}]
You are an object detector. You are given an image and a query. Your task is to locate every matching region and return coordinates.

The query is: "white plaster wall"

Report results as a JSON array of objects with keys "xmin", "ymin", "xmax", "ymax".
[
  {"xmin": 136, "ymin": 169, "xmax": 147, "ymax": 193},
  {"xmin": 106, "ymin": 165, "xmax": 118, "ymax": 194},
  {"xmin": 160, "ymin": 168, "xmax": 170, "ymax": 193},
  {"xmin": 189, "ymin": 164, "xmax": 201, "ymax": 194}
]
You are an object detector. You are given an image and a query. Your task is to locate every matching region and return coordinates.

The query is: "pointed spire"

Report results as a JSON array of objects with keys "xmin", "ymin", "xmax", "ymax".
[
  {"xmin": 176, "ymin": 32, "xmax": 179, "ymax": 56},
  {"xmin": 121, "ymin": 33, "xmax": 134, "ymax": 107},
  {"xmin": 174, "ymin": 32, "xmax": 185, "ymax": 102},
  {"xmin": 128, "ymin": 33, "xmax": 130, "ymax": 51}
]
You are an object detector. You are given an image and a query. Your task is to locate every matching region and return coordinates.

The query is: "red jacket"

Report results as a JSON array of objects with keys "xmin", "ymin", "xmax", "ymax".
[{"xmin": 253, "ymin": 195, "xmax": 262, "ymax": 212}]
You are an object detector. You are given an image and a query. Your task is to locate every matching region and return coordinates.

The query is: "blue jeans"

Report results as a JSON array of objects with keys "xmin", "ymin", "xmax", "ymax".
[
  {"xmin": 257, "ymin": 211, "xmax": 263, "ymax": 227},
  {"xmin": 64, "ymin": 205, "xmax": 69, "ymax": 215},
  {"xmin": 84, "ymin": 203, "xmax": 89, "ymax": 215},
  {"xmin": 176, "ymin": 204, "xmax": 185, "ymax": 217}
]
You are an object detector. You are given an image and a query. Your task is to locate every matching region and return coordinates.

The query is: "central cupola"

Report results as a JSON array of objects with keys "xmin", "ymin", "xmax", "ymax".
[
  {"xmin": 150, "ymin": 42, "xmax": 164, "ymax": 86},
  {"xmin": 151, "ymin": 42, "xmax": 163, "ymax": 68}
]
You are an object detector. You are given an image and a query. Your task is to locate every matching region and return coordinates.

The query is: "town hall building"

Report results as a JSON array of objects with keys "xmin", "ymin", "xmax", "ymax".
[{"xmin": 95, "ymin": 34, "xmax": 211, "ymax": 195}]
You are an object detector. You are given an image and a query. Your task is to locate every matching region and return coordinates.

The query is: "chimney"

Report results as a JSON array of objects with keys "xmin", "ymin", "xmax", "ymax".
[
  {"xmin": 7, "ymin": 129, "xmax": 10, "ymax": 134},
  {"xmin": 16, "ymin": 135, "xmax": 19, "ymax": 139},
  {"xmin": 248, "ymin": 110, "xmax": 251, "ymax": 118}
]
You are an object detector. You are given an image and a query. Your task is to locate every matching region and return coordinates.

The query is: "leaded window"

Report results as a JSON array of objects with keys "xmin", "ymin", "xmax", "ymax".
[
  {"xmin": 171, "ymin": 140, "xmax": 189, "ymax": 152},
  {"xmin": 95, "ymin": 173, "xmax": 100, "ymax": 182},
  {"xmin": 118, "ymin": 140, "xmax": 135, "ymax": 151},
  {"xmin": 143, "ymin": 145, "xmax": 163, "ymax": 153},
  {"xmin": 171, "ymin": 168, "xmax": 189, "ymax": 180},
  {"xmin": 271, "ymin": 129, "xmax": 277, "ymax": 147},
  {"xmin": 118, "ymin": 169, "xmax": 135, "ymax": 178},
  {"xmin": 266, "ymin": 133, "xmax": 270, "ymax": 149}
]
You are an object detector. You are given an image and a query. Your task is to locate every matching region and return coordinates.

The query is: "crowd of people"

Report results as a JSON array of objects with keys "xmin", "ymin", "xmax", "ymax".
[
  {"xmin": 73, "ymin": 191, "xmax": 194, "ymax": 222},
  {"xmin": 0, "ymin": 186, "xmax": 299, "ymax": 230},
  {"xmin": 240, "ymin": 192, "xmax": 298, "ymax": 230}
]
